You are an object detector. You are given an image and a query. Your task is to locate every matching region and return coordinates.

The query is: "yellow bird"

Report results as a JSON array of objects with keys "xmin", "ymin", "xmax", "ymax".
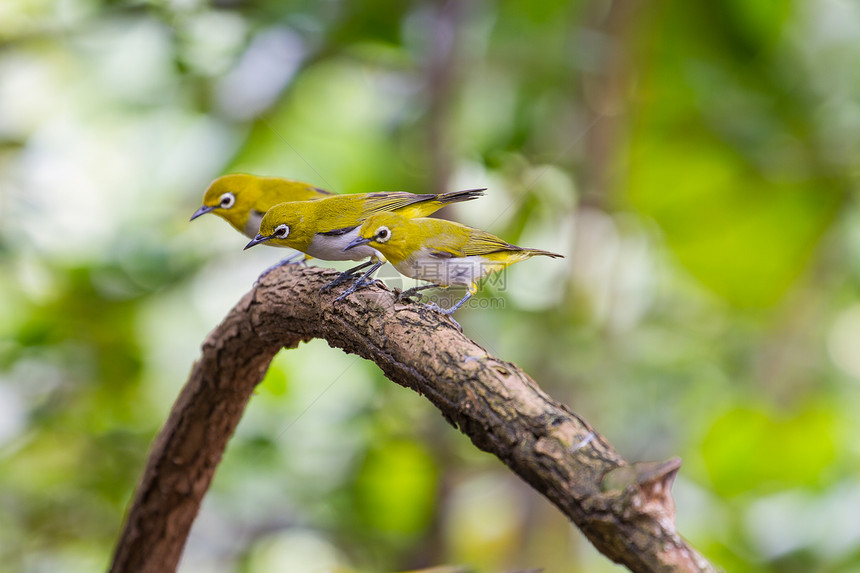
[
  {"xmin": 344, "ymin": 211, "xmax": 563, "ymax": 316},
  {"xmin": 190, "ymin": 173, "xmax": 333, "ymax": 238},
  {"xmin": 244, "ymin": 188, "xmax": 486, "ymax": 296},
  {"xmin": 191, "ymin": 173, "xmax": 333, "ymax": 267}
]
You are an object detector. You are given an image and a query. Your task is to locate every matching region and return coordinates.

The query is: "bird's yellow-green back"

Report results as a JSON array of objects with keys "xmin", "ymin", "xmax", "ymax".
[{"xmin": 252, "ymin": 175, "xmax": 332, "ymax": 208}]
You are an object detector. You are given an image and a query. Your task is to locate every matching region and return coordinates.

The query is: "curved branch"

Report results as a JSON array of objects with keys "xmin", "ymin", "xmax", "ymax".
[{"xmin": 109, "ymin": 265, "xmax": 717, "ymax": 573}]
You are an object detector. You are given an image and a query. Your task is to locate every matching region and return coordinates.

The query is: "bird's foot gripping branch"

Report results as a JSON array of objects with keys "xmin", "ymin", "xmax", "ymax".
[{"xmin": 109, "ymin": 265, "xmax": 718, "ymax": 573}]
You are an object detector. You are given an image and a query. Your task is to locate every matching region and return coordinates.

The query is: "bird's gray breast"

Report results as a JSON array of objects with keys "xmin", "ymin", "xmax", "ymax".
[{"xmin": 243, "ymin": 210, "xmax": 265, "ymax": 238}]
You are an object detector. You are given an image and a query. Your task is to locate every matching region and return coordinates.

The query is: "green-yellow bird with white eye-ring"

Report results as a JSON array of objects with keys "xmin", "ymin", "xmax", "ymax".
[
  {"xmin": 190, "ymin": 173, "xmax": 334, "ymax": 265},
  {"xmin": 244, "ymin": 188, "xmax": 486, "ymax": 295},
  {"xmin": 343, "ymin": 211, "xmax": 564, "ymax": 316},
  {"xmin": 191, "ymin": 173, "xmax": 333, "ymax": 238}
]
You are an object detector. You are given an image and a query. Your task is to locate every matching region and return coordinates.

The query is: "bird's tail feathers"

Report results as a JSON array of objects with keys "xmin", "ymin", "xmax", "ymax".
[
  {"xmin": 436, "ymin": 188, "xmax": 486, "ymax": 205},
  {"xmin": 526, "ymin": 248, "xmax": 564, "ymax": 259}
]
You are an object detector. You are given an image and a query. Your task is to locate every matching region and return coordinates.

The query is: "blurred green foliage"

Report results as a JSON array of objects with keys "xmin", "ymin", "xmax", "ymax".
[{"xmin": 2, "ymin": 0, "xmax": 860, "ymax": 572}]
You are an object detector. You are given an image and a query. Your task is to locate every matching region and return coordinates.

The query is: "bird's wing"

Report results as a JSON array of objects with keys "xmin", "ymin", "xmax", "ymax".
[
  {"xmin": 459, "ymin": 228, "xmax": 521, "ymax": 257},
  {"xmin": 360, "ymin": 192, "xmax": 437, "ymax": 217},
  {"xmin": 420, "ymin": 222, "xmax": 518, "ymax": 258}
]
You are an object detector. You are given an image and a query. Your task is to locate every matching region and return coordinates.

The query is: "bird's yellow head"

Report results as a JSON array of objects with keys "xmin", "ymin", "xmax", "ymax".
[
  {"xmin": 244, "ymin": 202, "xmax": 311, "ymax": 250},
  {"xmin": 190, "ymin": 174, "xmax": 262, "ymax": 232},
  {"xmin": 345, "ymin": 212, "xmax": 411, "ymax": 262}
]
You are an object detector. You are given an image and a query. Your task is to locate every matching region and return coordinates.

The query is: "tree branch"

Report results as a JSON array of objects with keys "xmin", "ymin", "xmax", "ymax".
[{"xmin": 109, "ymin": 265, "xmax": 717, "ymax": 573}]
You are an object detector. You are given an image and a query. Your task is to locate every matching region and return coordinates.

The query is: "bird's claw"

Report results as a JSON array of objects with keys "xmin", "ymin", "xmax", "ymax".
[
  {"xmin": 396, "ymin": 285, "xmax": 435, "ymax": 304},
  {"xmin": 396, "ymin": 292, "xmax": 421, "ymax": 304},
  {"xmin": 332, "ymin": 277, "xmax": 374, "ymax": 302},
  {"xmin": 320, "ymin": 273, "xmax": 355, "ymax": 293},
  {"xmin": 422, "ymin": 302, "xmax": 462, "ymax": 331},
  {"xmin": 333, "ymin": 290, "xmax": 350, "ymax": 302}
]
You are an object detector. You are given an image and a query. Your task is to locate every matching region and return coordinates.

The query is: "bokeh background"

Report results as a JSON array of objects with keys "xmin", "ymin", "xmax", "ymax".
[{"xmin": 2, "ymin": 0, "xmax": 860, "ymax": 571}]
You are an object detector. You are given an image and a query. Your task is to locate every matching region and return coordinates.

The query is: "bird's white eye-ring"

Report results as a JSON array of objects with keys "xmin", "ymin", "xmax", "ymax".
[
  {"xmin": 375, "ymin": 226, "xmax": 391, "ymax": 243},
  {"xmin": 273, "ymin": 224, "xmax": 290, "ymax": 239},
  {"xmin": 219, "ymin": 192, "xmax": 236, "ymax": 209}
]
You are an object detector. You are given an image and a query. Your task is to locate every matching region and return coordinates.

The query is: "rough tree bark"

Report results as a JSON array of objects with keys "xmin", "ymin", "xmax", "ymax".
[{"xmin": 109, "ymin": 264, "xmax": 718, "ymax": 573}]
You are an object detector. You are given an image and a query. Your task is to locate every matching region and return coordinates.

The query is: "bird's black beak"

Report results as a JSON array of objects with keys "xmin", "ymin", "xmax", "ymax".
[
  {"xmin": 344, "ymin": 236, "xmax": 372, "ymax": 252},
  {"xmin": 190, "ymin": 205, "xmax": 216, "ymax": 221},
  {"xmin": 244, "ymin": 234, "xmax": 273, "ymax": 250}
]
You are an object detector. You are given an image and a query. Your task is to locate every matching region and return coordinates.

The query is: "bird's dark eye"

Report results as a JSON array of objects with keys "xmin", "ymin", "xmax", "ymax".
[
  {"xmin": 273, "ymin": 224, "xmax": 289, "ymax": 238},
  {"xmin": 376, "ymin": 226, "xmax": 391, "ymax": 243},
  {"xmin": 219, "ymin": 192, "xmax": 236, "ymax": 209}
]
